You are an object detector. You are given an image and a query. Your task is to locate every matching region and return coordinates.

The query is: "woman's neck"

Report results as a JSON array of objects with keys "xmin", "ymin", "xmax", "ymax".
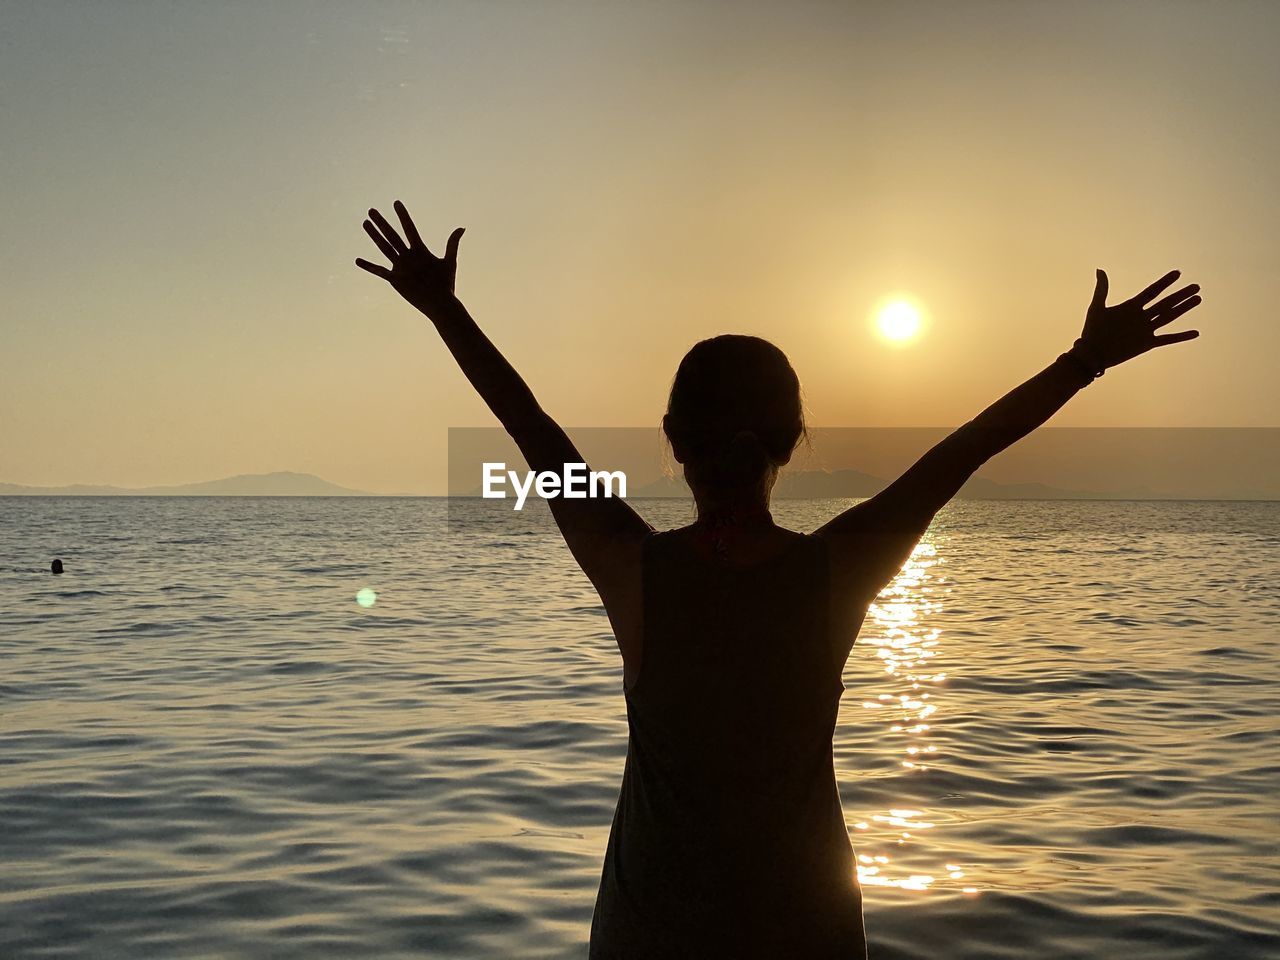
[{"xmin": 691, "ymin": 493, "xmax": 774, "ymax": 528}]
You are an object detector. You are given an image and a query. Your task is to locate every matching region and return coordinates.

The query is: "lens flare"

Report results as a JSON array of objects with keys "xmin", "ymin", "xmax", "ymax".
[{"xmin": 356, "ymin": 587, "xmax": 377, "ymax": 608}]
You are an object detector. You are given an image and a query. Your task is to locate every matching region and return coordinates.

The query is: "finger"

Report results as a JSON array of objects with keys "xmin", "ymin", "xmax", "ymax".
[
  {"xmin": 1145, "ymin": 283, "xmax": 1199, "ymax": 319},
  {"xmin": 445, "ymin": 226, "xmax": 465, "ymax": 264},
  {"xmin": 1152, "ymin": 329, "xmax": 1199, "ymax": 347},
  {"xmin": 1090, "ymin": 268, "xmax": 1109, "ymax": 309},
  {"xmin": 363, "ymin": 220, "xmax": 399, "ymax": 261},
  {"xmin": 394, "ymin": 200, "xmax": 425, "ymax": 249},
  {"xmin": 354, "ymin": 258, "xmax": 392, "ymax": 280},
  {"xmin": 1129, "ymin": 269, "xmax": 1180, "ymax": 306},
  {"xmin": 1150, "ymin": 295, "xmax": 1202, "ymax": 330},
  {"xmin": 368, "ymin": 208, "xmax": 408, "ymax": 255}
]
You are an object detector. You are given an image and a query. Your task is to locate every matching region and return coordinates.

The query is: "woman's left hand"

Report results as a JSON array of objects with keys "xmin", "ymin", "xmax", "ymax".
[{"xmin": 356, "ymin": 200, "xmax": 465, "ymax": 322}]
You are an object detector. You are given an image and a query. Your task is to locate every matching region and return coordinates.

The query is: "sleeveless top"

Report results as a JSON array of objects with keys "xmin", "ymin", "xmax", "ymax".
[{"xmin": 589, "ymin": 530, "xmax": 867, "ymax": 959}]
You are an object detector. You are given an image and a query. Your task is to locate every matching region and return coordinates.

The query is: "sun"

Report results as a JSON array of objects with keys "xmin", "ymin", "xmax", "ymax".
[{"xmin": 873, "ymin": 296, "xmax": 926, "ymax": 346}]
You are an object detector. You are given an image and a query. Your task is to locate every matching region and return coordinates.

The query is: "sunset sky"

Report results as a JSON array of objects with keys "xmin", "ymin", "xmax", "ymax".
[{"xmin": 2, "ymin": 1, "xmax": 1276, "ymax": 495}]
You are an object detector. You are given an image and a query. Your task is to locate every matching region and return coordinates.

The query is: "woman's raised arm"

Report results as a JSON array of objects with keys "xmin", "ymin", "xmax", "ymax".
[
  {"xmin": 356, "ymin": 201, "xmax": 652, "ymax": 673},
  {"xmin": 815, "ymin": 268, "xmax": 1203, "ymax": 622}
]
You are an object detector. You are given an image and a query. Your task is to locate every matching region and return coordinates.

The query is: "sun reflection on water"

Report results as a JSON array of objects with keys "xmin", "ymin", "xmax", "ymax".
[{"xmin": 851, "ymin": 539, "xmax": 981, "ymax": 895}]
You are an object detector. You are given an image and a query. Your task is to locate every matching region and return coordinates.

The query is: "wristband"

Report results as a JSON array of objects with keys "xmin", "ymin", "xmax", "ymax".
[
  {"xmin": 1058, "ymin": 349, "xmax": 1100, "ymax": 383},
  {"xmin": 1062, "ymin": 338, "xmax": 1105, "ymax": 380}
]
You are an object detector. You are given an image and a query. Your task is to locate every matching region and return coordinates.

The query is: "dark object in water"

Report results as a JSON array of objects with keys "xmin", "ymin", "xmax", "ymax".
[{"xmin": 51, "ymin": 558, "xmax": 63, "ymax": 575}]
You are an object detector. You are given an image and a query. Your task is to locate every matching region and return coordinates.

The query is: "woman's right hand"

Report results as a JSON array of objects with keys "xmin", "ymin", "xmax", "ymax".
[
  {"xmin": 1077, "ymin": 268, "xmax": 1202, "ymax": 371},
  {"xmin": 356, "ymin": 200, "xmax": 465, "ymax": 322}
]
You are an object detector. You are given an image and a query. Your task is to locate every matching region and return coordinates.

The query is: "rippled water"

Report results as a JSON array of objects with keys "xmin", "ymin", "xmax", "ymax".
[{"xmin": 2, "ymin": 497, "xmax": 1278, "ymax": 959}]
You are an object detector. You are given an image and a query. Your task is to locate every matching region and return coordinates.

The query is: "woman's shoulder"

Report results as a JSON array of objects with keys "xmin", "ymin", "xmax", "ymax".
[{"xmin": 647, "ymin": 523, "xmax": 818, "ymax": 570}]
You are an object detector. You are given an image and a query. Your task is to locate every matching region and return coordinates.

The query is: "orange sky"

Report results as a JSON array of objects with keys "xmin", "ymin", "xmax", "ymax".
[{"xmin": 1, "ymin": 1, "xmax": 1276, "ymax": 494}]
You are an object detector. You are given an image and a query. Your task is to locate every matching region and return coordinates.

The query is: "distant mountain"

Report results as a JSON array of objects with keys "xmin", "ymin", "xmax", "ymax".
[
  {"xmin": 956, "ymin": 476, "xmax": 1119, "ymax": 500},
  {"xmin": 0, "ymin": 471, "xmax": 374, "ymax": 497}
]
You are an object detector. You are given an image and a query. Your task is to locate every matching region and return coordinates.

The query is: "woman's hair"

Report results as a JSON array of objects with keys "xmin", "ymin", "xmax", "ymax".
[{"xmin": 662, "ymin": 334, "xmax": 806, "ymax": 492}]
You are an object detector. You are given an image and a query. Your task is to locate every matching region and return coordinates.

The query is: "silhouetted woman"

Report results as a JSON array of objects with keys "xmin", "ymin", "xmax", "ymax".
[{"xmin": 357, "ymin": 201, "xmax": 1202, "ymax": 958}]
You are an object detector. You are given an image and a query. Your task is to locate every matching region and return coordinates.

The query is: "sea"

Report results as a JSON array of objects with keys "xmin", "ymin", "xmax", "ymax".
[{"xmin": 2, "ymin": 497, "xmax": 1277, "ymax": 959}]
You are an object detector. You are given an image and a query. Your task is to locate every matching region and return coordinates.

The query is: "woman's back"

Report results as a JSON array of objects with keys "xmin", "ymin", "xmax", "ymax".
[{"xmin": 589, "ymin": 528, "xmax": 867, "ymax": 959}]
